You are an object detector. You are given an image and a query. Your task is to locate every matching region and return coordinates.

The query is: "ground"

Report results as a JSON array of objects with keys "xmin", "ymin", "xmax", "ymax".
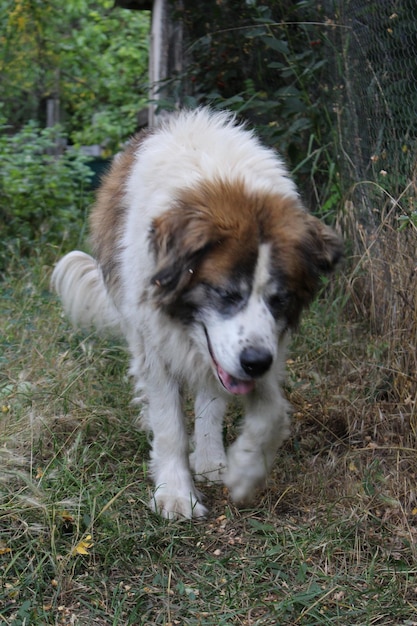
[{"xmin": 1, "ymin": 256, "xmax": 417, "ymax": 625}]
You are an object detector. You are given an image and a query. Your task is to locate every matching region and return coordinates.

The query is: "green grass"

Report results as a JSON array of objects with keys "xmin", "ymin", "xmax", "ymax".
[{"xmin": 1, "ymin": 254, "xmax": 417, "ymax": 625}]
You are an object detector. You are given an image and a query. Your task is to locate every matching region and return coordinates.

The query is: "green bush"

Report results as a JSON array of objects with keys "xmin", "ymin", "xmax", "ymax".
[
  {"xmin": 0, "ymin": 120, "xmax": 93, "ymax": 271},
  {"xmin": 172, "ymin": 0, "xmax": 340, "ymax": 218},
  {"xmin": 0, "ymin": 0, "xmax": 149, "ymax": 152}
]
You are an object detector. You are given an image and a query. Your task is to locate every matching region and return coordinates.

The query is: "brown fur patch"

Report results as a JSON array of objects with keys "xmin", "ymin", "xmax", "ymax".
[
  {"xmin": 89, "ymin": 130, "xmax": 153, "ymax": 292},
  {"xmin": 261, "ymin": 198, "xmax": 341, "ymax": 313},
  {"xmin": 149, "ymin": 179, "xmax": 261, "ymax": 304},
  {"xmin": 150, "ymin": 178, "xmax": 342, "ymax": 322}
]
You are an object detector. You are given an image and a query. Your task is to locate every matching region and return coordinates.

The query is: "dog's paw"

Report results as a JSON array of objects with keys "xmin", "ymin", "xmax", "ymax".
[
  {"xmin": 223, "ymin": 445, "xmax": 266, "ymax": 503},
  {"xmin": 150, "ymin": 487, "xmax": 207, "ymax": 520},
  {"xmin": 189, "ymin": 451, "xmax": 227, "ymax": 483}
]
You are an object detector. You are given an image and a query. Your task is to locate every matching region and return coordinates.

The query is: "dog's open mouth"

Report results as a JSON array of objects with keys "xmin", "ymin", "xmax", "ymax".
[
  {"xmin": 215, "ymin": 360, "xmax": 256, "ymax": 395},
  {"xmin": 205, "ymin": 329, "xmax": 255, "ymax": 395}
]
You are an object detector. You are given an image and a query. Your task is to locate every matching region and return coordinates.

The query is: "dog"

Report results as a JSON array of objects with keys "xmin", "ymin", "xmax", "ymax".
[{"xmin": 52, "ymin": 108, "xmax": 342, "ymax": 519}]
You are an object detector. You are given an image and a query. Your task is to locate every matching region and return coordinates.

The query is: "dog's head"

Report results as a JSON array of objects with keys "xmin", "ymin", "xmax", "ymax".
[{"xmin": 149, "ymin": 179, "xmax": 342, "ymax": 394}]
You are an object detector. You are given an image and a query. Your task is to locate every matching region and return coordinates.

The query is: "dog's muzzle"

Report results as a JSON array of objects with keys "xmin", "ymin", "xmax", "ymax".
[
  {"xmin": 204, "ymin": 328, "xmax": 273, "ymax": 395},
  {"xmin": 240, "ymin": 346, "xmax": 273, "ymax": 378}
]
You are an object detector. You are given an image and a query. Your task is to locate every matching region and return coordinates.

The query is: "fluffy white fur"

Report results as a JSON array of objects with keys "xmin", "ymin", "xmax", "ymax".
[{"xmin": 52, "ymin": 108, "xmax": 339, "ymax": 519}]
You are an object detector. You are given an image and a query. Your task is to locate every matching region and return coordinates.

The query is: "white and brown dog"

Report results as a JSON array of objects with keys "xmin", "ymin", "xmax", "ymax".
[{"xmin": 52, "ymin": 108, "xmax": 342, "ymax": 519}]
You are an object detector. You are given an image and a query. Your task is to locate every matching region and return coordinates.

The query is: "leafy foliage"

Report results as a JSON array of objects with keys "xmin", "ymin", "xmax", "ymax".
[
  {"xmin": 0, "ymin": 0, "xmax": 150, "ymax": 269},
  {"xmin": 0, "ymin": 119, "xmax": 93, "ymax": 272},
  {"xmin": 0, "ymin": 0, "xmax": 150, "ymax": 150},
  {"xmin": 173, "ymin": 0, "xmax": 340, "ymax": 215}
]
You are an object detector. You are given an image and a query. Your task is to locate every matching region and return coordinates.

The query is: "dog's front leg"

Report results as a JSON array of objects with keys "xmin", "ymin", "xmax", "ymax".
[
  {"xmin": 224, "ymin": 378, "xmax": 291, "ymax": 504},
  {"xmin": 190, "ymin": 390, "xmax": 227, "ymax": 483},
  {"xmin": 146, "ymin": 376, "xmax": 207, "ymax": 519}
]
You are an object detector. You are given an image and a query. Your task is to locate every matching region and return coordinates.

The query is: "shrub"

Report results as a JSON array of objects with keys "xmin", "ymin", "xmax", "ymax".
[
  {"xmin": 0, "ymin": 120, "xmax": 93, "ymax": 272},
  {"xmin": 170, "ymin": 0, "xmax": 340, "ymax": 218}
]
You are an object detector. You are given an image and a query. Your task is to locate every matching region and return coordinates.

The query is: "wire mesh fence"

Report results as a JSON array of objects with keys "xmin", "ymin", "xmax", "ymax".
[
  {"xmin": 327, "ymin": 0, "xmax": 417, "ymax": 399},
  {"xmin": 330, "ymin": 0, "xmax": 416, "ymax": 207}
]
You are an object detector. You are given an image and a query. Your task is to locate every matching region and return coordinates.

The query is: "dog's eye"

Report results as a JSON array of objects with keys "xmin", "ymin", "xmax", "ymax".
[
  {"xmin": 268, "ymin": 292, "xmax": 288, "ymax": 315},
  {"xmin": 216, "ymin": 287, "xmax": 244, "ymax": 306},
  {"xmin": 205, "ymin": 284, "xmax": 246, "ymax": 314}
]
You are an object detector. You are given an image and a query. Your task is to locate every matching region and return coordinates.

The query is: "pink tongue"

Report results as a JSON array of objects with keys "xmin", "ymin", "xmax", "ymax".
[{"xmin": 217, "ymin": 363, "xmax": 255, "ymax": 395}]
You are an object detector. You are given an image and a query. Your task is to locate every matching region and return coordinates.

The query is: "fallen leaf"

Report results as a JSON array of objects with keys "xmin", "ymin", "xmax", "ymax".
[{"xmin": 71, "ymin": 534, "xmax": 93, "ymax": 556}]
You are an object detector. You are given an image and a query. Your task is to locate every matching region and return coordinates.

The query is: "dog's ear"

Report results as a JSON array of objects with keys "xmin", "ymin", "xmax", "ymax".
[
  {"xmin": 149, "ymin": 206, "xmax": 218, "ymax": 304},
  {"xmin": 294, "ymin": 215, "xmax": 343, "ymax": 308},
  {"xmin": 276, "ymin": 213, "xmax": 343, "ymax": 326},
  {"xmin": 304, "ymin": 216, "xmax": 343, "ymax": 275}
]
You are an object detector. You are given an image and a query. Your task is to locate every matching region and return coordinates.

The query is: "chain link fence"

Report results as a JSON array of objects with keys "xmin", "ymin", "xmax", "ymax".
[
  {"xmin": 334, "ymin": 0, "xmax": 416, "ymax": 193},
  {"xmin": 327, "ymin": 0, "xmax": 417, "ymax": 399}
]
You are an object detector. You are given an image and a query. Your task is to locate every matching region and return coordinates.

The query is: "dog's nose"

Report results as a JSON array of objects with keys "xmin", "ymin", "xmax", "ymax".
[{"xmin": 240, "ymin": 347, "xmax": 273, "ymax": 378}]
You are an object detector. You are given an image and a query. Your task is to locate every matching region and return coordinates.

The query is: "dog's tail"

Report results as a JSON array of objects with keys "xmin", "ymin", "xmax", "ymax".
[{"xmin": 51, "ymin": 251, "xmax": 122, "ymax": 335}]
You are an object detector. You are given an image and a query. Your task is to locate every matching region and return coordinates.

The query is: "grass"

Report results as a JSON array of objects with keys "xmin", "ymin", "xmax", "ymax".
[{"xmin": 1, "ymin": 252, "xmax": 417, "ymax": 625}]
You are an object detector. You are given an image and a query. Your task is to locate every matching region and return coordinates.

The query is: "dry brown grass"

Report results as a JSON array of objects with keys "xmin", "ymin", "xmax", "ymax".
[{"xmin": 341, "ymin": 177, "xmax": 417, "ymax": 409}]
